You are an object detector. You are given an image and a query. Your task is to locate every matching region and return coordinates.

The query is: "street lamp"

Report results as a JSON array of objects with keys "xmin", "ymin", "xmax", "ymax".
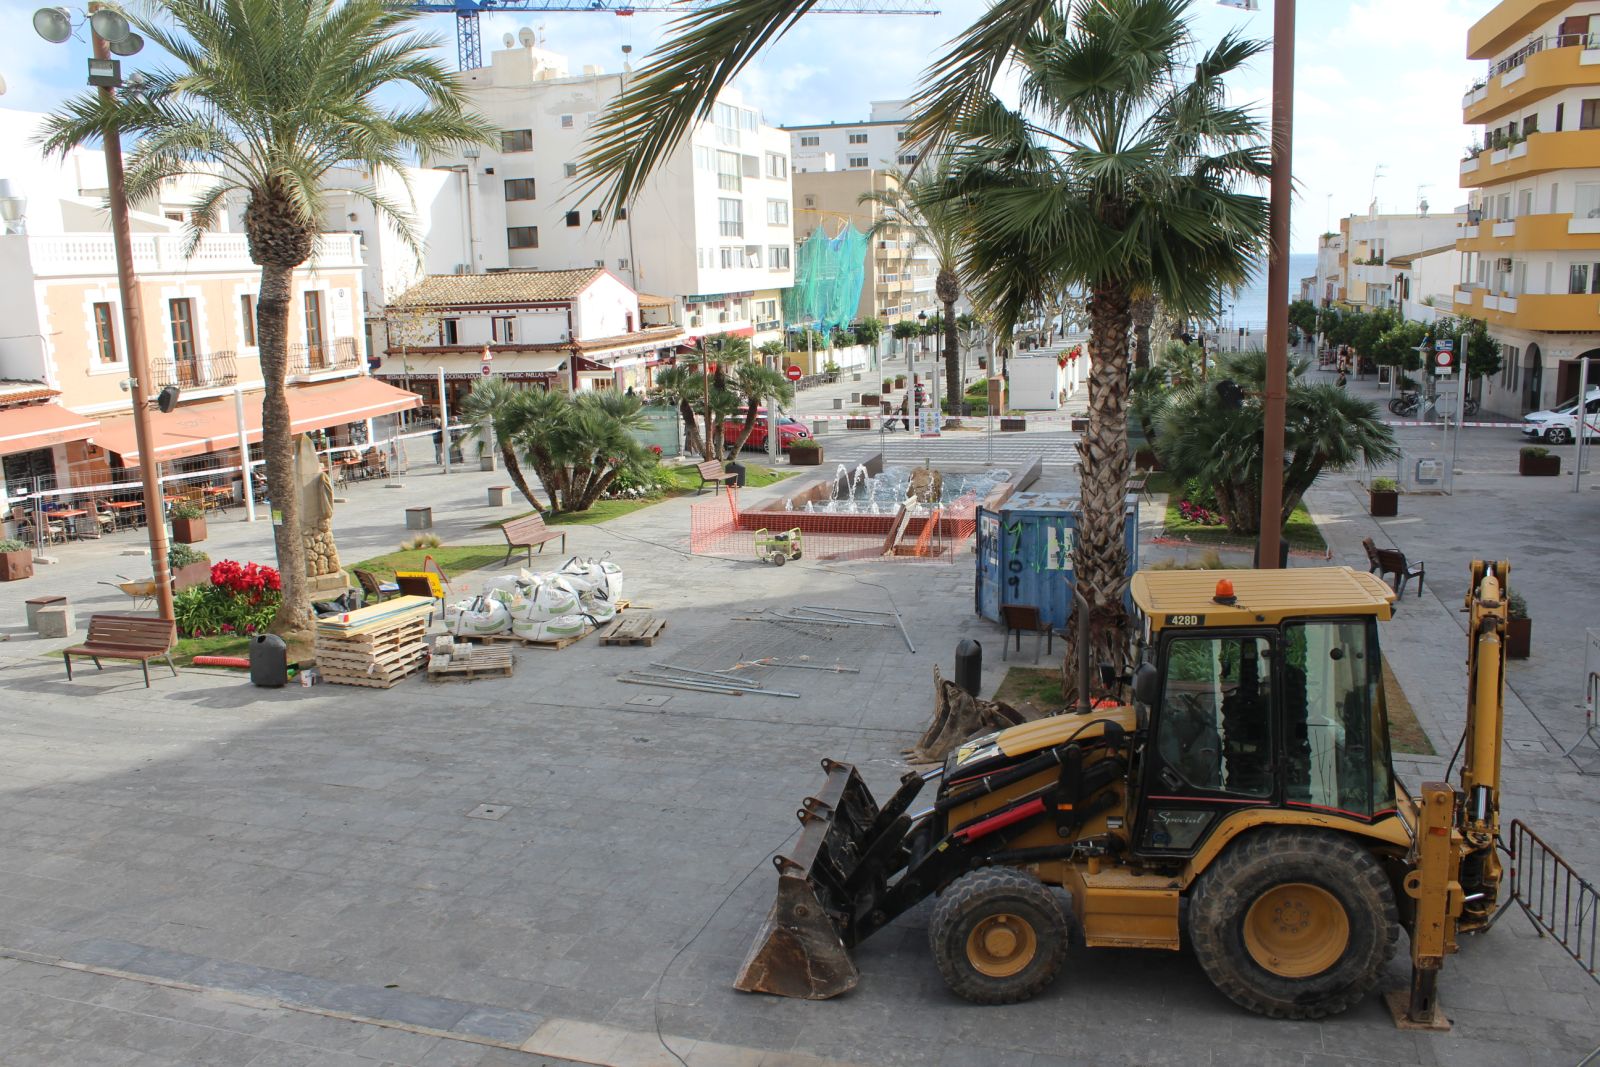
[{"xmin": 35, "ymin": 2, "xmax": 174, "ymax": 621}]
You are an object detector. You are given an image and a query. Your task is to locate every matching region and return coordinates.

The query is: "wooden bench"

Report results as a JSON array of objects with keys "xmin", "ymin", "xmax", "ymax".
[
  {"xmin": 62, "ymin": 614, "xmax": 177, "ymax": 689},
  {"xmin": 500, "ymin": 514, "xmax": 567, "ymax": 565},
  {"xmin": 1363, "ymin": 537, "xmax": 1425, "ymax": 599},
  {"xmin": 695, "ymin": 459, "xmax": 737, "ymax": 494}
]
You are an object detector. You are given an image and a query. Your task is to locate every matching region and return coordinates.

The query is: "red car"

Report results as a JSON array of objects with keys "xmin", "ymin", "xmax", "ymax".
[{"xmin": 723, "ymin": 411, "xmax": 811, "ymax": 451}]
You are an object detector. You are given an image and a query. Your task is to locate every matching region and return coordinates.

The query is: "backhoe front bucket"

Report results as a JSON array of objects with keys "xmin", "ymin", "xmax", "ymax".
[{"xmin": 734, "ymin": 758, "xmax": 883, "ymax": 999}]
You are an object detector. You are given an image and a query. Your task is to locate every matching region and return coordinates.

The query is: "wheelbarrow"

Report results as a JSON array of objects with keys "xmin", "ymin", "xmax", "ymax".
[
  {"xmin": 101, "ymin": 575, "xmax": 159, "ymax": 611},
  {"xmin": 755, "ymin": 528, "xmax": 803, "ymax": 567}
]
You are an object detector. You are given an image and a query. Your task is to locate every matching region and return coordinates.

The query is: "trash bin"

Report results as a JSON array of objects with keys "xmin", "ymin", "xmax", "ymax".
[
  {"xmin": 724, "ymin": 461, "xmax": 747, "ymax": 487},
  {"xmin": 250, "ymin": 633, "xmax": 288, "ymax": 688}
]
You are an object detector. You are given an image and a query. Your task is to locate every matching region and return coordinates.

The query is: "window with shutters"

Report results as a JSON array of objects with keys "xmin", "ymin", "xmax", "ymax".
[
  {"xmin": 504, "ymin": 178, "xmax": 536, "ymax": 201},
  {"xmin": 799, "ymin": 135, "xmax": 819, "ymax": 147},
  {"xmin": 849, "ymin": 156, "xmax": 869, "ymax": 168},
  {"xmin": 93, "ymin": 302, "xmax": 118, "ymax": 363},
  {"xmin": 500, "ymin": 129, "xmax": 532, "ymax": 152},
  {"xmin": 507, "ymin": 225, "xmax": 539, "ymax": 249},
  {"xmin": 848, "ymin": 132, "xmax": 868, "ymax": 144}
]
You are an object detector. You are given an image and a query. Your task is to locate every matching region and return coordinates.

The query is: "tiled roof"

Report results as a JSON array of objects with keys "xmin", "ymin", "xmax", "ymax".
[
  {"xmin": 390, "ymin": 268, "xmax": 607, "ymax": 308},
  {"xmin": 0, "ymin": 380, "xmax": 58, "ymax": 406}
]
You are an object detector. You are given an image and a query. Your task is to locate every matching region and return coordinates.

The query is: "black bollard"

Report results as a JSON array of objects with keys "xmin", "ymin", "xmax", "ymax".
[{"xmin": 954, "ymin": 638, "xmax": 982, "ymax": 697}]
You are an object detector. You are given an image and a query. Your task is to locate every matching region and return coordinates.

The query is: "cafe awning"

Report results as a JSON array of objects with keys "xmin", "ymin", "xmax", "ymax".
[
  {"xmin": 90, "ymin": 376, "xmax": 421, "ymax": 462},
  {"xmin": 0, "ymin": 402, "xmax": 100, "ymax": 457}
]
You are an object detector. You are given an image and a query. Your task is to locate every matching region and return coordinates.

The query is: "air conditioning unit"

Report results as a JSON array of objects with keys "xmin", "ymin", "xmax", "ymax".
[{"xmin": 454, "ymin": 263, "xmax": 470, "ymax": 275}]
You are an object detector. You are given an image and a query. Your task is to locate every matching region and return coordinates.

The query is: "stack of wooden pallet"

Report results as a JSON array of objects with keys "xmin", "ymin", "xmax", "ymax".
[{"xmin": 313, "ymin": 596, "xmax": 435, "ymax": 689}]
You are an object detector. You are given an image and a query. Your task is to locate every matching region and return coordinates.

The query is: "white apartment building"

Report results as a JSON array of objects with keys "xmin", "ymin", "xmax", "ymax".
[
  {"xmin": 428, "ymin": 37, "xmax": 795, "ymax": 348},
  {"xmin": 784, "ymin": 100, "xmax": 924, "ymax": 174},
  {"xmin": 1456, "ymin": 0, "xmax": 1600, "ymax": 413},
  {"xmin": 1339, "ymin": 210, "xmax": 1467, "ymax": 311}
]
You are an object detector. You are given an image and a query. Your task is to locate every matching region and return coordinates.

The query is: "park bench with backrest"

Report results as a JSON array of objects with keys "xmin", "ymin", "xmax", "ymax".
[
  {"xmin": 62, "ymin": 614, "xmax": 178, "ymax": 689},
  {"xmin": 1363, "ymin": 537, "xmax": 1425, "ymax": 599},
  {"xmin": 500, "ymin": 513, "xmax": 567, "ymax": 565},
  {"xmin": 696, "ymin": 459, "xmax": 737, "ymax": 493}
]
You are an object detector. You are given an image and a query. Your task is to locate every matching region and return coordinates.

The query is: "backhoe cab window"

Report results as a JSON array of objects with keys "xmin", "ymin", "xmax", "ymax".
[
  {"xmin": 1281, "ymin": 620, "xmax": 1394, "ymax": 818},
  {"xmin": 1157, "ymin": 635, "xmax": 1273, "ymax": 798}
]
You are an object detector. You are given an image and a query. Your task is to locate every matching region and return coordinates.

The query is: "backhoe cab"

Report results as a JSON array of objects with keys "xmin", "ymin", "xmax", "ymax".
[{"xmin": 737, "ymin": 564, "xmax": 1508, "ymax": 1024}]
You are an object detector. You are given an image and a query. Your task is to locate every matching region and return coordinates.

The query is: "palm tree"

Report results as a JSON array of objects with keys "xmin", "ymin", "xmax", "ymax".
[
  {"xmin": 507, "ymin": 389, "xmax": 648, "ymax": 513},
  {"xmin": 860, "ymin": 162, "xmax": 967, "ymax": 409},
  {"xmin": 947, "ymin": 0, "xmax": 1270, "ymax": 679},
  {"xmin": 724, "ymin": 361, "xmax": 795, "ymax": 457},
  {"xmin": 42, "ymin": 0, "xmax": 493, "ymax": 633},
  {"xmin": 1156, "ymin": 351, "xmax": 1399, "ymax": 534},
  {"xmin": 461, "ymin": 380, "xmax": 548, "ymax": 511}
]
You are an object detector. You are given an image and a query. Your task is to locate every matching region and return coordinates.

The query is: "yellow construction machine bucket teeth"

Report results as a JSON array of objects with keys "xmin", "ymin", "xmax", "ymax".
[{"xmin": 734, "ymin": 759, "xmax": 880, "ymax": 999}]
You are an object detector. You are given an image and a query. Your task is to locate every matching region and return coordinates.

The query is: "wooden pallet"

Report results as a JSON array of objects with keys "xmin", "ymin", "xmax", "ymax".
[
  {"xmin": 315, "ymin": 642, "xmax": 426, "ymax": 671},
  {"xmin": 598, "ymin": 616, "xmax": 667, "ymax": 647},
  {"xmin": 457, "ymin": 626, "xmax": 594, "ymax": 651},
  {"xmin": 320, "ymin": 649, "xmax": 427, "ymax": 689},
  {"xmin": 427, "ymin": 646, "xmax": 514, "ymax": 681},
  {"xmin": 316, "ymin": 620, "xmax": 427, "ymax": 654}
]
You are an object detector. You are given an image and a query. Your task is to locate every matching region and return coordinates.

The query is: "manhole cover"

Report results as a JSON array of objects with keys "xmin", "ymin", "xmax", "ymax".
[
  {"xmin": 1506, "ymin": 739, "xmax": 1548, "ymax": 753},
  {"xmin": 466, "ymin": 804, "xmax": 510, "ymax": 820},
  {"xmin": 627, "ymin": 694, "xmax": 671, "ymax": 707}
]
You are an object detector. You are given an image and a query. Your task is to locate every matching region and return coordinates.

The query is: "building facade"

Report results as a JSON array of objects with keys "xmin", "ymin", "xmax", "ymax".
[
  {"xmin": 425, "ymin": 38, "xmax": 795, "ymax": 348},
  {"xmin": 784, "ymin": 100, "xmax": 923, "ymax": 175},
  {"xmin": 381, "ymin": 267, "xmax": 683, "ymax": 414},
  {"xmin": 1455, "ymin": 0, "xmax": 1600, "ymax": 413},
  {"xmin": 1339, "ymin": 211, "xmax": 1467, "ymax": 311}
]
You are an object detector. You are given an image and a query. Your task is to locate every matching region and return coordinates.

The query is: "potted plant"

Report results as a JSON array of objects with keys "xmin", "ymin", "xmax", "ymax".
[
  {"xmin": 1518, "ymin": 445, "xmax": 1560, "ymax": 477},
  {"xmin": 168, "ymin": 543, "xmax": 212, "ymax": 591},
  {"xmin": 1505, "ymin": 590, "xmax": 1531, "ymax": 659},
  {"xmin": 788, "ymin": 439, "xmax": 824, "ymax": 466},
  {"xmin": 881, "ymin": 377, "xmax": 894, "ymax": 394},
  {"xmin": 169, "ymin": 500, "xmax": 207, "ymax": 544},
  {"xmin": 895, "ymin": 374, "xmax": 907, "ymax": 389},
  {"xmin": 1000, "ymin": 415, "xmax": 1027, "ymax": 432},
  {"xmin": 0, "ymin": 537, "xmax": 32, "ymax": 581},
  {"xmin": 1369, "ymin": 477, "xmax": 1399, "ymax": 517},
  {"xmin": 862, "ymin": 392, "xmax": 880, "ymax": 407}
]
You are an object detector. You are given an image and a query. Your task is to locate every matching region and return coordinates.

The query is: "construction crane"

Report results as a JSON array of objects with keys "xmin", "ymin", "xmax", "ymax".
[{"xmin": 404, "ymin": 0, "xmax": 940, "ymax": 72}]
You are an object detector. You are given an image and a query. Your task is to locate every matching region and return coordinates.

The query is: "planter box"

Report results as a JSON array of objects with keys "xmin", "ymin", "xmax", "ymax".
[
  {"xmin": 1505, "ymin": 617, "xmax": 1531, "ymax": 659},
  {"xmin": 895, "ymin": 376, "xmax": 907, "ymax": 388},
  {"xmin": 862, "ymin": 393, "xmax": 880, "ymax": 407},
  {"xmin": 0, "ymin": 550, "xmax": 33, "ymax": 582},
  {"xmin": 945, "ymin": 418, "xmax": 962, "ymax": 429},
  {"xmin": 790, "ymin": 448, "xmax": 824, "ymax": 466},
  {"xmin": 845, "ymin": 418, "xmax": 872, "ymax": 430},
  {"xmin": 480, "ymin": 454, "xmax": 498, "ymax": 472},
  {"xmin": 1519, "ymin": 453, "xmax": 1561, "ymax": 476},
  {"xmin": 172, "ymin": 516, "xmax": 207, "ymax": 544},
  {"xmin": 1071, "ymin": 418, "xmax": 1089, "ymax": 433},
  {"xmin": 1369, "ymin": 490, "xmax": 1398, "ymax": 517},
  {"xmin": 172, "ymin": 561, "xmax": 211, "ymax": 592},
  {"xmin": 1000, "ymin": 417, "xmax": 1027, "ymax": 432}
]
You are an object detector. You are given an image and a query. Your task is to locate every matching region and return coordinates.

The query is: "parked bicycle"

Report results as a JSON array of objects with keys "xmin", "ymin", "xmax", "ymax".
[{"xmin": 1388, "ymin": 391, "xmax": 1478, "ymax": 419}]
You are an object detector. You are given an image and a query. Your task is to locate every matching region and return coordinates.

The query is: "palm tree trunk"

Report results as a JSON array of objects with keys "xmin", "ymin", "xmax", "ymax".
[
  {"xmin": 1131, "ymin": 295, "xmax": 1154, "ymax": 371},
  {"xmin": 500, "ymin": 444, "xmax": 544, "ymax": 510},
  {"xmin": 1065, "ymin": 282, "xmax": 1136, "ymax": 697},
  {"xmin": 943, "ymin": 298, "xmax": 960, "ymax": 413},
  {"xmin": 257, "ymin": 262, "xmax": 312, "ymax": 635},
  {"xmin": 679, "ymin": 398, "xmax": 703, "ymax": 456}
]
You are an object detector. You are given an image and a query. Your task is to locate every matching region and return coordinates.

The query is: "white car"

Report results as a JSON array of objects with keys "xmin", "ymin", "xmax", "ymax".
[{"xmin": 1521, "ymin": 386, "xmax": 1600, "ymax": 445}]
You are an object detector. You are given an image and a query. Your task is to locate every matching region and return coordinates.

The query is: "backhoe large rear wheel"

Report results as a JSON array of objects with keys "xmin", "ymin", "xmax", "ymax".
[
  {"xmin": 929, "ymin": 867, "xmax": 1068, "ymax": 1004},
  {"xmin": 1189, "ymin": 829, "xmax": 1398, "ymax": 1019}
]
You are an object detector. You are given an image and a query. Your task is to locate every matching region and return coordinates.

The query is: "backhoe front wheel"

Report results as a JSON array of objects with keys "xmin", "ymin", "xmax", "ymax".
[
  {"xmin": 1189, "ymin": 829, "xmax": 1398, "ymax": 1020},
  {"xmin": 929, "ymin": 867, "xmax": 1068, "ymax": 1004}
]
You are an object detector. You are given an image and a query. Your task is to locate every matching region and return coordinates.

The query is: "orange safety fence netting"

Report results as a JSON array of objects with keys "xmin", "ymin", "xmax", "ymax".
[{"xmin": 689, "ymin": 487, "xmax": 977, "ymax": 563}]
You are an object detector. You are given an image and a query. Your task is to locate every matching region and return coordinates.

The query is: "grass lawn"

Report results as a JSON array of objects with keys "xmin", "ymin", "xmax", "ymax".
[
  {"xmin": 993, "ymin": 666, "xmax": 1068, "ymax": 712},
  {"xmin": 483, "ymin": 462, "xmax": 793, "ymax": 530},
  {"xmin": 171, "ymin": 633, "xmax": 251, "ymax": 666},
  {"xmin": 346, "ymin": 544, "xmax": 508, "ymax": 581},
  {"xmin": 1163, "ymin": 498, "xmax": 1327, "ymax": 553},
  {"xmin": 1383, "ymin": 659, "xmax": 1434, "ymax": 755}
]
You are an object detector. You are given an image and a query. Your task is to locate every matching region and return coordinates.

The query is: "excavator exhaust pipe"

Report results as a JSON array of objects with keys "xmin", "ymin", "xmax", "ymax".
[{"xmin": 734, "ymin": 759, "xmax": 884, "ymax": 999}]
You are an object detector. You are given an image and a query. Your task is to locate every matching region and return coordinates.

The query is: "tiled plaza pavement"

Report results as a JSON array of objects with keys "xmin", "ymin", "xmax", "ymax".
[{"xmin": 0, "ymin": 448, "xmax": 1597, "ymax": 1065}]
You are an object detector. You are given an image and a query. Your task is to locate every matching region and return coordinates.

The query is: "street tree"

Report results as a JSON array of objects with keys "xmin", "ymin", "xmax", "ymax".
[
  {"xmin": 946, "ymin": 0, "xmax": 1270, "ymax": 680},
  {"xmin": 1156, "ymin": 351, "xmax": 1398, "ymax": 535},
  {"xmin": 42, "ymin": 0, "xmax": 492, "ymax": 633}
]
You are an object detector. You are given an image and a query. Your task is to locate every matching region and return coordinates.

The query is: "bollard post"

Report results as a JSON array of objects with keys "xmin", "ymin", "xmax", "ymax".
[{"xmin": 955, "ymin": 638, "xmax": 982, "ymax": 698}]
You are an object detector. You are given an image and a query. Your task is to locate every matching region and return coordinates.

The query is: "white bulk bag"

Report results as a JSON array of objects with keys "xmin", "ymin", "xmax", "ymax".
[
  {"xmin": 510, "ymin": 613, "xmax": 589, "ymax": 641},
  {"xmin": 450, "ymin": 596, "xmax": 511, "ymax": 636}
]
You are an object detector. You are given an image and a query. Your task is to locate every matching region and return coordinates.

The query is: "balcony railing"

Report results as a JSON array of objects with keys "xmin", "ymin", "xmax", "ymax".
[
  {"xmin": 1491, "ymin": 32, "xmax": 1598, "ymax": 79},
  {"xmin": 289, "ymin": 337, "xmax": 361, "ymax": 375},
  {"xmin": 22, "ymin": 232, "xmax": 362, "ymax": 278},
  {"xmin": 151, "ymin": 350, "xmax": 238, "ymax": 390}
]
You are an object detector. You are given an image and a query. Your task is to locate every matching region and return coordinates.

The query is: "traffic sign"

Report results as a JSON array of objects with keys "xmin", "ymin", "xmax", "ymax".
[
  {"xmin": 785, "ymin": 365, "xmax": 803, "ymax": 382},
  {"xmin": 1435, "ymin": 338, "xmax": 1454, "ymax": 352},
  {"xmin": 480, "ymin": 363, "xmax": 492, "ymax": 376},
  {"xmin": 1436, "ymin": 350, "xmax": 1453, "ymax": 368}
]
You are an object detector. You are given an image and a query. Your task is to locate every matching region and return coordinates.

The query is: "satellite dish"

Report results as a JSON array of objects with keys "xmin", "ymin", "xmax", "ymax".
[
  {"xmin": 518, "ymin": 26, "xmax": 534, "ymax": 45},
  {"xmin": 503, "ymin": 32, "xmax": 514, "ymax": 47},
  {"xmin": 0, "ymin": 73, "xmax": 7, "ymax": 96},
  {"xmin": 1418, "ymin": 198, "xmax": 1430, "ymax": 217}
]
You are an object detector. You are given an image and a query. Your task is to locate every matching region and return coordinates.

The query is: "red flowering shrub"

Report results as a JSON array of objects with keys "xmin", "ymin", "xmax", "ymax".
[{"xmin": 175, "ymin": 560, "xmax": 283, "ymax": 637}]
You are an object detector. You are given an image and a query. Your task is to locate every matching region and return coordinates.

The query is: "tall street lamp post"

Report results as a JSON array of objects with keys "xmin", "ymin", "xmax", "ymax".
[
  {"xmin": 1257, "ymin": 0, "xmax": 1295, "ymax": 569},
  {"xmin": 34, "ymin": 3, "xmax": 173, "ymax": 618}
]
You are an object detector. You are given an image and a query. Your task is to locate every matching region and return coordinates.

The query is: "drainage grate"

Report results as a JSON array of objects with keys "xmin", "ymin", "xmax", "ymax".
[{"xmin": 465, "ymin": 804, "xmax": 509, "ymax": 821}]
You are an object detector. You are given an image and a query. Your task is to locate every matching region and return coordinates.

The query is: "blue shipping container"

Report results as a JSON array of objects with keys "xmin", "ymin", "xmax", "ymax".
[{"xmin": 974, "ymin": 500, "xmax": 1139, "ymax": 629}]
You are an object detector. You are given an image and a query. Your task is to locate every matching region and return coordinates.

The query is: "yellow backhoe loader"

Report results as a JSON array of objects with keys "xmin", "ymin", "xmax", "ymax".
[{"xmin": 737, "ymin": 563, "xmax": 1510, "ymax": 1024}]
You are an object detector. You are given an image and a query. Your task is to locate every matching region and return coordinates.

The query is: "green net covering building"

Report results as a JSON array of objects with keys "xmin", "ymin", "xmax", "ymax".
[{"xmin": 783, "ymin": 224, "xmax": 868, "ymax": 333}]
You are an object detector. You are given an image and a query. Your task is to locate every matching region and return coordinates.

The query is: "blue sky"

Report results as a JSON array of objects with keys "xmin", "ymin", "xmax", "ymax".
[{"xmin": 1, "ymin": 0, "xmax": 1486, "ymax": 251}]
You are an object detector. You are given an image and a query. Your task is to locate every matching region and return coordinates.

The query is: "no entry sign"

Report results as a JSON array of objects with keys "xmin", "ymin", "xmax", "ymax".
[{"xmin": 786, "ymin": 365, "xmax": 803, "ymax": 382}]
